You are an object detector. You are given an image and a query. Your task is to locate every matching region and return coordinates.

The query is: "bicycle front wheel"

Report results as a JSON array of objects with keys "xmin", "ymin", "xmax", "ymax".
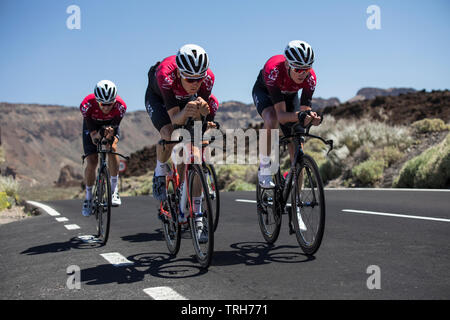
[
  {"xmin": 203, "ymin": 164, "xmax": 220, "ymax": 232},
  {"xmin": 188, "ymin": 164, "xmax": 214, "ymax": 269},
  {"xmin": 95, "ymin": 167, "xmax": 111, "ymax": 245},
  {"xmin": 162, "ymin": 178, "xmax": 181, "ymax": 256},
  {"xmin": 256, "ymin": 168, "xmax": 282, "ymax": 244},
  {"xmin": 291, "ymin": 154, "xmax": 325, "ymax": 255}
]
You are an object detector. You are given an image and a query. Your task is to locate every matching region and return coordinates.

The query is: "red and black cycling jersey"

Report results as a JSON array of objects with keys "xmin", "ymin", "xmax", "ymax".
[
  {"xmin": 147, "ymin": 55, "xmax": 215, "ymax": 111},
  {"xmin": 80, "ymin": 93, "xmax": 127, "ymax": 133},
  {"xmin": 256, "ymin": 55, "xmax": 317, "ymax": 106}
]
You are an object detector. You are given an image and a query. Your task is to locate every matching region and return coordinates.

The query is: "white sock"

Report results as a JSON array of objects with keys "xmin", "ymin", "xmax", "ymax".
[
  {"xmin": 155, "ymin": 160, "xmax": 169, "ymax": 177},
  {"xmin": 193, "ymin": 196, "xmax": 202, "ymax": 214},
  {"xmin": 111, "ymin": 175, "xmax": 118, "ymax": 193},
  {"xmin": 86, "ymin": 186, "xmax": 93, "ymax": 201}
]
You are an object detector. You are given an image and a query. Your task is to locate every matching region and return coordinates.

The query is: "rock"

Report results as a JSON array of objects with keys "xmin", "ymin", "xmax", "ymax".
[{"xmin": 55, "ymin": 165, "xmax": 83, "ymax": 187}]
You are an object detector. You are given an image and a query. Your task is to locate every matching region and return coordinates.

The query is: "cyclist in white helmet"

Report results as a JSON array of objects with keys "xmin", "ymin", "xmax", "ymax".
[
  {"xmin": 80, "ymin": 80, "xmax": 127, "ymax": 216},
  {"xmin": 144, "ymin": 44, "xmax": 219, "ymax": 202},
  {"xmin": 252, "ymin": 40, "xmax": 322, "ymax": 188}
]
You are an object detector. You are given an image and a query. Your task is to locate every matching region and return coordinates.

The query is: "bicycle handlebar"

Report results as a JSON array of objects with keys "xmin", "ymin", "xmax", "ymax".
[{"xmin": 280, "ymin": 127, "xmax": 334, "ymax": 155}]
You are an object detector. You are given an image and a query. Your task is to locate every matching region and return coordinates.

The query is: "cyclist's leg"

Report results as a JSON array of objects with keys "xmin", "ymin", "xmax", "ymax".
[
  {"xmin": 253, "ymin": 83, "xmax": 278, "ymax": 187},
  {"xmin": 145, "ymin": 90, "xmax": 174, "ymax": 201},
  {"xmin": 82, "ymin": 122, "xmax": 98, "ymax": 215},
  {"xmin": 107, "ymin": 137, "xmax": 121, "ymax": 205}
]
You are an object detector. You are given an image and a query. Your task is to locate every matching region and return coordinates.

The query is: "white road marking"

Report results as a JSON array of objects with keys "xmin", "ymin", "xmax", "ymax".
[
  {"xmin": 26, "ymin": 201, "xmax": 61, "ymax": 216},
  {"xmin": 236, "ymin": 199, "xmax": 292, "ymax": 206},
  {"xmin": 235, "ymin": 199, "xmax": 256, "ymax": 204},
  {"xmin": 100, "ymin": 253, "xmax": 134, "ymax": 267},
  {"xmin": 55, "ymin": 217, "xmax": 69, "ymax": 222},
  {"xmin": 341, "ymin": 209, "xmax": 450, "ymax": 223},
  {"xmin": 143, "ymin": 287, "xmax": 187, "ymax": 300},
  {"xmin": 326, "ymin": 188, "xmax": 450, "ymax": 192},
  {"xmin": 64, "ymin": 224, "xmax": 81, "ymax": 230}
]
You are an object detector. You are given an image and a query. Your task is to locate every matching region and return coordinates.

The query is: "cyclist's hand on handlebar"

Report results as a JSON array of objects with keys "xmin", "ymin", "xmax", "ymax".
[
  {"xmin": 104, "ymin": 126, "xmax": 114, "ymax": 138},
  {"xmin": 184, "ymin": 101, "xmax": 200, "ymax": 119},
  {"xmin": 196, "ymin": 97, "xmax": 210, "ymax": 116},
  {"xmin": 90, "ymin": 131, "xmax": 102, "ymax": 145},
  {"xmin": 299, "ymin": 110, "xmax": 322, "ymax": 127},
  {"xmin": 309, "ymin": 112, "xmax": 322, "ymax": 126},
  {"xmin": 206, "ymin": 121, "xmax": 217, "ymax": 129}
]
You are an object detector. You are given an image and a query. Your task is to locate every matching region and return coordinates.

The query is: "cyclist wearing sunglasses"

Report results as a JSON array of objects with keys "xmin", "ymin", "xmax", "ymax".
[
  {"xmin": 145, "ymin": 44, "xmax": 219, "ymax": 203},
  {"xmin": 80, "ymin": 80, "xmax": 127, "ymax": 216},
  {"xmin": 252, "ymin": 40, "xmax": 322, "ymax": 188}
]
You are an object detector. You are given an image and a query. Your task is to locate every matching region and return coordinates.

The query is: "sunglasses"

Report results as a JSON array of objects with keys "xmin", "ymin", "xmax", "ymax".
[
  {"xmin": 180, "ymin": 73, "xmax": 206, "ymax": 83},
  {"xmin": 292, "ymin": 67, "xmax": 311, "ymax": 73},
  {"xmin": 100, "ymin": 102, "xmax": 115, "ymax": 107}
]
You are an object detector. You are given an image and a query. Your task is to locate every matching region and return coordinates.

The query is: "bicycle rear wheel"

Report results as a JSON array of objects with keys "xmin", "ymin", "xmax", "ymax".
[
  {"xmin": 161, "ymin": 178, "xmax": 181, "ymax": 255},
  {"xmin": 204, "ymin": 164, "xmax": 220, "ymax": 232},
  {"xmin": 291, "ymin": 154, "xmax": 325, "ymax": 255},
  {"xmin": 95, "ymin": 168, "xmax": 111, "ymax": 245},
  {"xmin": 188, "ymin": 164, "xmax": 214, "ymax": 269},
  {"xmin": 256, "ymin": 168, "xmax": 282, "ymax": 244}
]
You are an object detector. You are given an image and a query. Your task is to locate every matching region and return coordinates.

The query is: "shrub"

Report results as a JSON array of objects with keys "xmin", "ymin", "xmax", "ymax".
[
  {"xmin": 0, "ymin": 192, "xmax": 12, "ymax": 211},
  {"xmin": 0, "ymin": 146, "xmax": 5, "ymax": 164},
  {"xmin": 411, "ymin": 118, "xmax": 449, "ymax": 134},
  {"xmin": 393, "ymin": 133, "xmax": 450, "ymax": 188},
  {"xmin": 225, "ymin": 179, "xmax": 256, "ymax": 191},
  {"xmin": 216, "ymin": 164, "xmax": 258, "ymax": 191},
  {"xmin": 371, "ymin": 146, "xmax": 404, "ymax": 167},
  {"xmin": 0, "ymin": 176, "xmax": 20, "ymax": 199},
  {"xmin": 352, "ymin": 160, "xmax": 384, "ymax": 186}
]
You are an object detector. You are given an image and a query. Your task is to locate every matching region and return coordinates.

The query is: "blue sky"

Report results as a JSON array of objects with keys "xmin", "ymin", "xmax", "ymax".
[{"xmin": 0, "ymin": 0, "xmax": 449, "ymax": 111}]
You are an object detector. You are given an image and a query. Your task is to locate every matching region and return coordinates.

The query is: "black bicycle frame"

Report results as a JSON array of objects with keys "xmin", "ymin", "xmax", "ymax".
[{"xmin": 277, "ymin": 127, "xmax": 333, "ymax": 208}]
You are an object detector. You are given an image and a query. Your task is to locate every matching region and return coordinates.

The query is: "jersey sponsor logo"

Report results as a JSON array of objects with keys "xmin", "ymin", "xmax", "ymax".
[
  {"xmin": 175, "ymin": 94, "xmax": 192, "ymax": 100},
  {"xmin": 203, "ymin": 75, "xmax": 213, "ymax": 91},
  {"xmin": 118, "ymin": 104, "xmax": 126, "ymax": 117},
  {"xmin": 281, "ymin": 90, "xmax": 297, "ymax": 94},
  {"xmin": 162, "ymin": 73, "xmax": 175, "ymax": 90},
  {"xmin": 267, "ymin": 67, "xmax": 279, "ymax": 84},
  {"xmin": 81, "ymin": 102, "xmax": 91, "ymax": 115},
  {"xmin": 307, "ymin": 76, "xmax": 316, "ymax": 91}
]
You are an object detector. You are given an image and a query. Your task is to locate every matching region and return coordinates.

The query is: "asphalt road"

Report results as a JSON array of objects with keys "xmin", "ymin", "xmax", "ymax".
[{"xmin": 1, "ymin": 189, "xmax": 449, "ymax": 300}]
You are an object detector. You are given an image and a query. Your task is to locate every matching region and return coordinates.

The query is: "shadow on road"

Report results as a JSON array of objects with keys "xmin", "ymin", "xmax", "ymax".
[
  {"xmin": 121, "ymin": 229, "xmax": 164, "ymax": 243},
  {"xmin": 21, "ymin": 237, "xmax": 103, "ymax": 255},
  {"xmin": 212, "ymin": 241, "xmax": 315, "ymax": 266},
  {"xmin": 81, "ymin": 252, "xmax": 208, "ymax": 286}
]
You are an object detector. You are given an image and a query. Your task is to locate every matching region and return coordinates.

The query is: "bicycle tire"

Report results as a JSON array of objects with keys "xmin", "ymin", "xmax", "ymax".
[
  {"xmin": 162, "ymin": 178, "xmax": 181, "ymax": 255},
  {"xmin": 291, "ymin": 154, "xmax": 325, "ymax": 255},
  {"xmin": 96, "ymin": 167, "xmax": 111, "ymax": 245},
  {"xmin": 188, "ymin": 164, "xmax": 214, "ymax": 269},
  {"xmin": 256, "ymin": 168, "xmax": 282, "ymax": 244},
  {"xmin": 204, "ymin": 164, "xmax": 220, "ymax": 232}
]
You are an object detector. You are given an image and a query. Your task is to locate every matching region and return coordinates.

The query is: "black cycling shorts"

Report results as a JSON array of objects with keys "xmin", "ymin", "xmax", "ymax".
[
  {"xmin": 82, "ymin": 120, "xmax": 98, "ymax": 157},
  {"xmin": 252, "ymin": 79, "xmax": 303, "ymax": 137}
]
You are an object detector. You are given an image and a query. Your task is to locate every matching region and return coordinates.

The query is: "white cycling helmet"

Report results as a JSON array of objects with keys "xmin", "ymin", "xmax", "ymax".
[
  {"xmin": 94, "ymin": 80, "xmax": 117, "ymax": 104},
  {"xmin": 176, "ymin": 44, "xmax": 209, "ymax": 77},
  {"xmin": 284, "ymin": 40, "xmax": 315, "ymax": 68}
]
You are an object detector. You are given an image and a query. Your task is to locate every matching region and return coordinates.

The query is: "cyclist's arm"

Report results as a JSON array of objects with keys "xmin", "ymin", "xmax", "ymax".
[
  {"xmin": 274, "ymin": 101, "xmax": 299, "ymax": 124},
  {"xmin": 167, "ymin": 102, "xmax": 199, "ymax": 125}
]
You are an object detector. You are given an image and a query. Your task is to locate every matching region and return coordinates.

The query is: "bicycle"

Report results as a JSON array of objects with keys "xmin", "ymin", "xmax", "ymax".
[
  {"xmin": 82, "ymin": 126, "xmax": 129, "ymax": 245},
  {"xmin": 158, "ymin": 120, "xmax": 218, "ymax": 268},
  {"xmin": 256, "ymin": 124, "xmax": 333, "ymax": 255}
]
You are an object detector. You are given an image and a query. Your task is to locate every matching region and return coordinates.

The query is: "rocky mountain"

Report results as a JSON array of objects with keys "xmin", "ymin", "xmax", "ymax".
[
  {"xmin": 323, "ymin": 89, "xmax": 450, "ymax": 125},
  {"xmin": 347, "ymin": 87, "xmax": 417, "ymax": 103},
  {"xmin": 0, "ymin": 103, "xmax": 159, "ymax": 185}
]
